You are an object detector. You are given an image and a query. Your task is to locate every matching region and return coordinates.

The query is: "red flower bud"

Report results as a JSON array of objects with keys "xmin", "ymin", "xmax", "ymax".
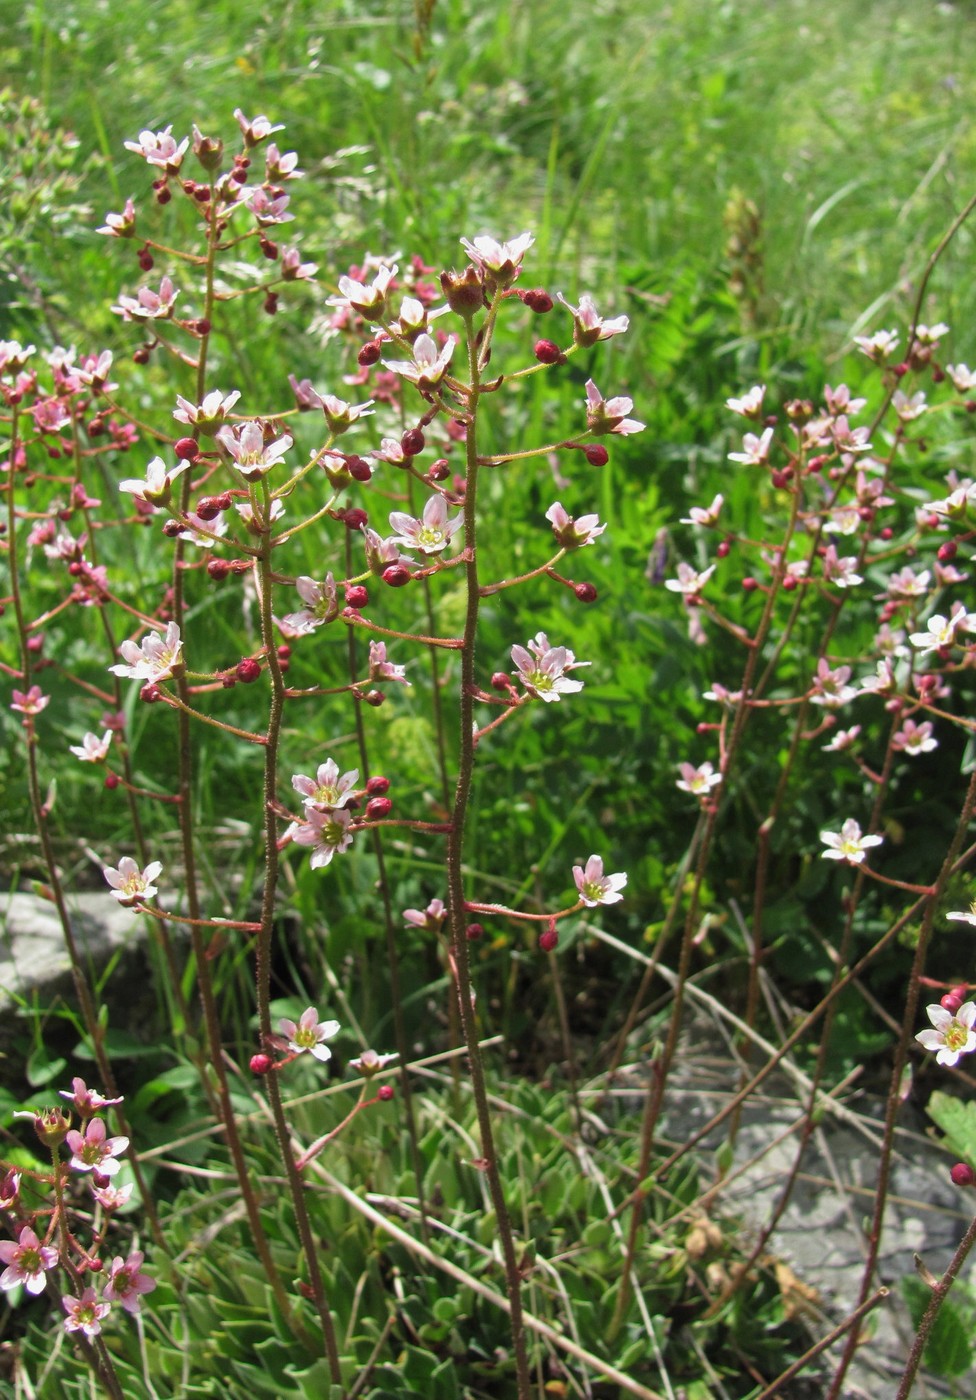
[
  {"xmin": 264, "ymin": 291, "xmax": 279, "ymax": 315},
  {"xmin": 951, "ymin": 1163, "xmax": 976, "ymax": 1187},
  {"xmin": 742, "ymin": 577, "xmax": 758, "ymax": 592},
  {"xmin": 365, "ymin": 690, "xmax": 385, "ymax": 707},
  {"xmin": 342, "ymin": 508, "xmax": 368, "ymax": 531},
  {"xmin": 716, "ymin": 540, "xmax": 731, "ymax": 558},
  {"xmin": 584, "ymin": 444, "xmax": 609, "ymax": 466},
  {"xmin": 401, "ymin": 428, "xmax": 425, "ymax": 457},
  {"xmin": 162, "ymin": 519, "xmax": 181, "ymax": 537},
  {"xmin": 196, "ymin": 495, "xmax": 224, "ymax": 521},
  {"xmin": 174, "ymin": 437, "xmax": 199, "ymax": 461},
  {"xmin": 491, "ymin": 671, "xmax": 511, "ymax": 690},
  {"xmin": 345, "ymin": 585, "xmax": 369, "ymax": 609},
  {"xmin": 207, "ymin": 559, "xmax": 230, "ymax": 580},
  {"xmin": 358, "ymin": 340, "xmax": 382, "ymax": 366},
  {"xmin": 539, "ymin": 927, "xmax": 559, "ymax": 953},
  {"xmin": 466, "ymin": 922, "xmax": 484, "ymax": 941},
  {"xmin": 382, "ymin": 564, "xmax": 411, "ymax": 588},
  {"xmin": 941, "ymin": 993, "xmax": 964, "ymax": 1014},
  {"xmin": 534, "ymin": 339, "xmax": 565, "ymax": 365},
  {"xmin": 574, "ymin": 582, "xmax": 598, "ymax": 603},
  {"xmin": 347, "ymin": 455, "xmax": 372, "ymax": 482},
  {"xmin": 378, "ymin": 1084, "xmax": 395, "ymax": 1101},
  {"xmin": 938, "ymin": 540, "xmax": 958, "ymax": 562},
  {"xmin": 104, "ymin": 772, "xmax": 120, "ymax": 790},
  {"xmin": 250, "ymin": 1053, "xmax": 272, "ymax": 1075},
  {"xmin": 140, "ymin": 683, "xmax": 162, "ymax": 703},
  {"xmin": 521, "ymin": 288, "xmax": 553, "ymax": 313},
  {"xmin": 277, "ymin": 644, "xmax": 291, "ymax": 660},
  {"xmin": 366, "ymin": 775, "xmax": 390, "ymax": 795},
  {"xmin": 365, "ymin": 796, "xmax": 393, "ymax": 820},
  {"xmin": 236, "ymin": 657, "xmax": 261, "ymax": 683}
]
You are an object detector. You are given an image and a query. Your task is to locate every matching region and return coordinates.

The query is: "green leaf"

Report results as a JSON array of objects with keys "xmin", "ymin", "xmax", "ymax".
[
  {"xmin": 926, "ymin": 1091, "xmax": 976, "ymax": 1165},
  {"xmin": 902, "ymin": 1275, "xmax": 974, "ymax": 1378}
]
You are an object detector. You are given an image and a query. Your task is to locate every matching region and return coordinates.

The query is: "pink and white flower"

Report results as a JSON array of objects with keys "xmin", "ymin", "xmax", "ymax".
[
  {"xmin": 853, "ymin": 329, "xmax": 899, "ymax": 362},
  {"xmin": 65, "ymin": 1117, "xmax": 129, "ymax": 1176},
  {"xmin": 63, "ymin": 1287, "xmax": 112, "ymax": 1337},
  {"xmin": 59, "ymin": 1077, "xmax": 123, "ymax": 1115},
  {"xmin": 823, "ymin": 726, "xmax": 861, "ymax": 752},
  {"xmin": 573, "ymin": 855, "xmax": 627, "ymax": 907},
  {"xmin": 389, "ymin": 494, "xmax": 464, "ymax": 554},
  {"xmin": 124, "ymin": 125, "xmax": 188, "ymax": 170},
  {"xmin": 110, "ymin": 622, "xmax": 183, "ymax": 683},
  {"xmin": 119, "ymin": 456, "xmax": 188, "ymax": 509},
  {"xmin": 511, "ymin": 632, "xmax": 590, "ymax": 703},
  {"xmin": 279, "ymin": 1007, "xmax": 340, "ymax": 1061},
  {"xmin": 556, "ymin": 292, "xmax": 629, "ymax": 345},
  {"xmin": 234, "ymin": 109, "xmax": 285, "ymax": 145},
  {"xmin": 545, "ymin": 502, "xmax": 606, "ymax": 549},
  {"xmin": 279, "ymin": 575, "xmax": 338, "ymax": 634},
  {"xmin": 218, "ymin": 421, "xmax": 292, "ymax": 480},
  {"xmin": 173, "ymin": 389, "xmax": 241, "ymax": 434},
  {"xmin": 460, "ymin": 232, "xmax": 534, "ymax": 288},
  {"xmin": 680, "ymin": 495, "xmax": 723, "ymax": 527},
  {"xmin": 10, "ymin": 686, "xmax": 50, "ymax": 717},
  {"xmin": 910, "ymin": 605, "xmax": 976, "ymax": 653},
  {"xmin": 820, "ymin": 819, "xmax": 883, "ymax": 865},
  {"xmin": 893, "ymin": 718, "xmax": 938, "ymax": 755},
  {"xmin": 0, "ymin": 1226, "xmax": 58, "ymax": 1295},
  {"xmin": 403, "ymin": 898, "xmax": 447, "ymax": 931},
  {"xmin": 725, "ymin": 385, "xmax": 765, "ymax": 418},
  {"xmin": 329, "ymin": 262, "xmax": 398, "ymax": 319},
  {"xmin": 676, "ymin": 761, "xmax": 722, "ymax": 796},
  {"xmin": 809, "ymin": 658, "xmax": 857, "ymax": 708},
  {"xmin": 292, "ymin": 759, "xmax": 359, "ymax": 812},
  {"xmin": 103, "ymin": 1250, "xmax": 156, "ymax": 1314},
  {"xmin": 728, "ymin": 427, "xmax": 773, "ymax": 466},
  {"xmin": 112, "ymin": 276, "xmax": 178, "ymax": 322},
  {"xmin": 915, "ymin": 1002, "xmax": 976, "ymax": 1067},
  {"xmin": 665, "ymin": 562, "xmax": 715, "ymax": 596},
  {"xmin": 369, "ymin": 640, "xmax": 409, "ymax": 684},
  {"xmin": 383, "ymin": 332, "xmax": 457, "ymax": 389},
  {"xmin": 584, "ymin": 379, "xmax": 645, "ymax": 436},
  {"xmin": 103, "ymin": 856, "xmax": 162, "ymax": 906},
  {"xmin": 69, "ymin": 731, "xmax": 113, "ymax": 764},
  {"xmin": 290, "ymin": 807, "xmax": 355, "ymax": 868},
  {"xmin": 97, "ymin": 198, "xmax": 137, "ymax": 238}
]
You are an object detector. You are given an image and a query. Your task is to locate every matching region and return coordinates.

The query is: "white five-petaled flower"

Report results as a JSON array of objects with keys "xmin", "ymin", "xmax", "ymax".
[
  {"xmin": 893, "ymin": 390, "xmax": 927, "ymax": 421},
  {"xmin": 853, "ymin": 329, "xmax": 899, "ymax": 362},
  {"xmin": 119, "ymin": 455, "xmax": 188, "ymax": 509},
  {"xmin": 948, "ymin": 906, "xmax": 976, "ymax": 928},
  {"xmin": 665, "ymin": 562, "xmax": 716, "ymax": 596},
  {"xmin": 511, "ymin": 632, "xmax": 590, "ymax": 703},
  {"xmin": 383, "ymin": 332, "xmax": 457, "ymax": 389},
  {"xmin": 910, "ymin": 604, "xmax": 976, "ymax": 654},
  {"xmin": 0, "ymin": 1226, "xmax": 58, "ymax": 1295},
  {"xmin": 217, "ymin": 421, "xmax": 292, "ymax": 480},
  {"xmin": 947, "ymin": 364, "xmax": 976, "ymax": 393},
  {"xmin": 173, "ymin": 389, "xmax": 241, "ymax": 434},
  {"xmin": 822, "ymin": 725, "xmax": 861, "ymax": 753},
  {"xmin": 328, "ymin": 263, "xmax": 398, "ymax": 319},
  {"xmin": 124, "ymin": 125, "xmax": 188, "ymax": 170},
  {"xmin": 65, "ymin": 1117, "xmax": 129, "ymax": 1176},
  {"xmin": 556, "ymin": 292, "xmax": 629, "ymax": 345},
  {"xmin": 389, "ymin": 494, "xmax": 464, "ymax": 554},
  {"xmin": 676, "ymin": 761, "xmax": 722, "ymax": 796},
  {"xmin": 545, "ymin": 502, "xmax": 606, "ymax": 549},
  {"xmin": 279, "ymin": 1007, "xmax": 341, "ymax": 1061},
  {"xmin": 728, "ymin": 427, "xmax": 773, "ymax": 466},
  {"xmin": 110, "ymin": 621, "xmax": 183, "ymax": 683},
  {"xmin": 290, "ymin": 807, "xmax": 355, "ymax": 869},
  {"xmin": 820, "ymin": 819, "xmax": 883, "ymax": 865},
  {"xmin": 584, "ymin": 379, "xmax": 645, "ymax": 436},
  {"xmin": 573, "ymin": 855, "xmax": 627, "ymax": 907},
  {"xmin": 915, "ymin": 1002, "xmax": 976, "ymax": 1067},
  {"xmin": 97, "ymin": 197, "xmax": 137, "ymax": 238},
  {"xmin": 103, "ymin": 856, "xmax": 162, "ymax": 906},
  {"xmin": 460, "ymin": 232, "xmax": 534, "ymax": 288},
  {"xmin": 69, "ymin": 731, "xmax": 113, "ymax": 764},
  {"xmin": 279, "ymin": 575, "xmax": 338, "ymax": 634},
  {"xmin": 292, "ymin": 759, "xmax": 359, "ymax": 812},
  {"xmin": 725, "ymin": 385, "xmax": 765, "ymax": 418}
]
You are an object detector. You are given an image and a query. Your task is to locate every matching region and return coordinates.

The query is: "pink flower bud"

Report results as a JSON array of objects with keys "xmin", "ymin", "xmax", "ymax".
[
  {"xmin": 378, "ymin": 1084, "xmax": 395, "ymax": 1101},
  {"xmin": 491, "ymin": 671, "xmax": 510, "ymax": 690},
  {"xmin": 358, "ymin": 341, "xmax": 382, "ymax": 367},
  {"xmin": 366, "ymin": 775, "xmax": 390, "ymax": 795},
  {"xmin": 345, "ymin": 585, "xmax": 369, "ymax": 609},
  {"xmin": 951, "ymin": 1163, "xmax": 975, "ymax": 1186},
  {"xmin": 742, "ymin": 577, "xmax": 758, "ymax": 592},
  {"xmin": 104, "ymin": 772, "xmax": 120, "ymax": 790},
  {"xmin": 466, "ymin": 922, "xmax": 484, "ymax": 941},
  {"xmin": 938, "ymin": 541, "xmax": 958, "ymax": 562},
  {"xmin": 174, "ymin": 437, "xmax": 198, "ymax": 461},
  {"xmin": 539, "ymin": 926, "xmax": 559, "ymax": 953},
  {"xmin": 140, "ymin": 683, "xmax": 162, "ymax": 703},
  {"xmin": 250, "ymin": 1053, "xmax": 272, "ymax": 1075},
  {"xmin": 941, "ymin": 993, "xmax": 964, "ymax": 1014},
  {"xmin": 428, "ymin": 459, "xmax": 450, "ymax": 481}
]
